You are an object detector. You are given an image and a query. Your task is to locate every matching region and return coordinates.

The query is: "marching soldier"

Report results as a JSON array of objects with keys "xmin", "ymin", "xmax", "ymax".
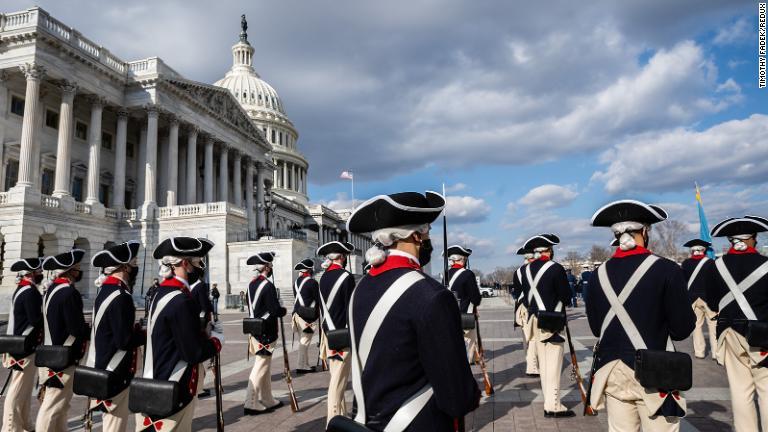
[
  {"xmin": 512, "ymin": 247, "xmax": 538, "ymax": 376},
  {"xmin": 706, "ymin": 215, "xmax": 768, "ymax": 432},
  {"xmin": 520, "ymin": 233, "xmax": 574, "ymax": 418},
  {"xmin": 587, "ymin": 200, "xmax": 695, "ymax": 431},
  {"xmin": 332, "ymin": 190, "xmax": 479, "ymax": 431},
  {"xmin": 36, "ymin": 250, "xmax": 90, "ymax": 432},
  {"xmin": 84, "ymin": 241, "xmax": 146, "ymax": 432},
  {"xmin": 2, "ymin": 258, "xmax": 44, "ymax": 432},
  {"xmin": 188, "ymin": 238, "xmax": 216, "ymax": 398},
  {"xmin": 446, "ymin": 245, "xmax": 481, "ymax": 362},
  {"xmin": 681, "ymin": 239, "xmax": 717, "ymax": 360},
  {"xmin": 130, "ymin": 237, "xmax": 223, "ymax": 431},
  {"xmin": 292, "ymin": 258, "xmax": 320, "ymax": 374},
  {"xmin": 243, "ymin": 251, "xmax": 287, "ymax": 415},
  {"xmin": 317, "ymin": 240, "xmax": 356, "ymax": 425}
]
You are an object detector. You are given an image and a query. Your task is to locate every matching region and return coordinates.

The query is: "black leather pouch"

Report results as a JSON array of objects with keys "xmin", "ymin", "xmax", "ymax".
[
  {"xmin": 634, "ymin": 349, "xmax": 692, "ymax": 391},
  {"xmin": 34, "ymin": 345, "xmax": 78, "ymax": 371},
  {"xmin": 73, "ymin": 366, "xmax": 127, "ymax": 400},
  {"xmin": 296, "ymin": 306, "xmax": 319, "ymax": 323},
  {"xmin": 128, "ymin": 377, "xmax": 181, "ymax": 418},
  {"xmin": 536, "ymin": 311, "xmax": 566, "ymax": 333},
  {"xmin": 327, "ymin": 329, "xmax": 351, "ymax": 351},
  {"xmin": 242, "ymin": 318, "xmax": 263, "ymax": 336},
  {"xmin": 461, "ymin": 313, "xmax": 476, "ymax": 330},
  {"xmin": 327, "ymin": 415, "xmax": 374, "ymax": 432},
  {"xmin": 0, "ymin": 334, "xmax": 36, "ymax": 358},
  {"xmin": 747, "ymin": 320, "xmax": 768, "ymax": 348}
]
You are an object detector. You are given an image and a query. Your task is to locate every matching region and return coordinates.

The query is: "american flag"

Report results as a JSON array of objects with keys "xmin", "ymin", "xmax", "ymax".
[{"xmin": 340, "ymin": 171, "xmax": 354, "ymax": 180}]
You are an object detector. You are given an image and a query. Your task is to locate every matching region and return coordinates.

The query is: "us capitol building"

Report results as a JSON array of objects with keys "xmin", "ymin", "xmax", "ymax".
[{"xmin": 0, "ymin": 8, "xmax": 371, "ymax": 309}]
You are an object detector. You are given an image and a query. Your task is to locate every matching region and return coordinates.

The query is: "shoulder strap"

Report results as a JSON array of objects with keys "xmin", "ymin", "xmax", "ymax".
[
  {"xmin": 349, "ymin": 271, "xmax": 426, "ymax": 429},
  {"xmin": 85, "ymin": 289, "xmax": 123, "ymax": 367},
  {"xmin": 448, "ymin": 268, "xmax": 466, "ymax": 291},
  {"xmin": 687, "ymin": 258, "xmax": 710, "ymax": 290},
  {"xmin": 525, "ymin": 261, "xmax": 555, "ymax": 311},
  {"xmin": 7, "ymin": 286, "xmax": 33, "ymax": 336},
  {"xmin": 597, "ymin": 256, "xmax": 659, "ymax": 350},
  {"xmin": 43, "ymin": 284, "xmax": 71, "ymax": 345},
  {"xmin": 248, "ymin": 279, "xmax": 270, "ymax": 319},
  {"xmin": 716, "ymin": 259, "xmax": 768, "ymax": 319},
  {"xmin": 143, "ymin": 290, "xmax": 183, "ymax": 380},
  {"xmin": 294, "ymin": 277, "xmax": 310, "ymax": 307}
]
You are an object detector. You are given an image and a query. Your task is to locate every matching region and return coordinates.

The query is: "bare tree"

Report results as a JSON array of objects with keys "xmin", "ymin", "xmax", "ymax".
[
  {"xmin": 564, "ymin": 250, "xmax": 583, "ymax": 270},
  {"xmin": 589, "ymin": 245, "xmax": 611, "ymax": 263},
  {"xmin": 650, "ymin": 219, "xmax": 689, "ymax": 261},
  {"xmin": 484, "ymin": 266, "xmax": 516, "ymax": 286}
]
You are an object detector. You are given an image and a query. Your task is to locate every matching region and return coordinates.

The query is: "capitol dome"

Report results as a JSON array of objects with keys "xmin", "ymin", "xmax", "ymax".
[{"xmin": 214, "ymin": 15, "xmax": 309, "ymax": 206}]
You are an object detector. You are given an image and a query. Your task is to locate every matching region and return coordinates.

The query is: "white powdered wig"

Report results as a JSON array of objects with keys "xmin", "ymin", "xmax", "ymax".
[
  {"xmin": 159, "ymin": 256, "xmax": 185, "ymax": 279},
  {"xmin": 366, "ymin": 223, "xmax": 430, "ymax": 266},
  {"xmin": 14, "ymin": 271, "xmax": 30, "ymax": 284},
  {"xmin": 524, "ymin": 253, "xmax": 535, "ymax": 260},
  {"xmin": 322, "ymin": 252, "xmax": 344, "ymax": 269},
  {"xmin": 729, "ymin": 234, "xmax": 754, "ymax": 251},
  {"xmin": 611, "ymin": 221, "xmax": 647, "ymax": 251},
  {"xmin": 94, "ymin": 273, "xmax": 107, "ymax": 288},
  {"xmin": 448, "ymin": 254, "xmax": 466, "ymax": 265},
  {"xmin": 252, "ymin": 263, "xmax": 268, "ymax": 273},
  {"xmin": 690, "ymin": 246, "xmax": 707, "ymax": 255}
]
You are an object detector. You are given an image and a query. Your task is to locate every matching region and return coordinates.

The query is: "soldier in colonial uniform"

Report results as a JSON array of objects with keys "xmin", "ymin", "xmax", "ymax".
[
  {"xmin": 586, "ymin": 200, "xmax": 695, "ymax": 431},
  {"xmin": 446, "ymin": 245, "xmax": 481, "ymax": 362},
  {"xmin": 130, "ymin": 237, "xmax": 223, "ymax": 431},
  {"xmin": 292, "ymin": 258, "xmax": 320, "ymax": 374},
  {"xmin": 1, "ymin": 258, "xmax": 43, "ymax": 432},
  {"xmin": 332, "ymin": 190, "xmax": 479, "ymax": 431},
  {"xmin": 317, "ymin": 240, "xmax": 356, "ymax": 425},
  {"xmin": 519, "ymin": 233, "xmax": 574, "ymax": 418},
  {"xmin": 188, "ymin": 238, "xmax": 216, "ymax": 398},
  {"xmin": 706, "ymin": 215, "xmax": 768, "ymax": 432},
  {"xmin": 681, "ymin": 239, "xmax": 717, "ymax": 360},
  {"xmin": 35, "ymin": 250, "xmax": 90, "ymax": 432},
  {"xmin": 511, "ymin": 247, "xmax": 538, "ymax": 376},
  {"xmin": 243, "ymin": 251, "xmax": 286, "ymax": 415},
  {"xmin": 83, "ymin": 241, "xmax": 146, "ymax": 432}
]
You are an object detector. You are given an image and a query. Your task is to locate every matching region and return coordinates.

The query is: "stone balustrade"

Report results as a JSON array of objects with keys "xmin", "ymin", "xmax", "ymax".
[
  {"xmin": 158, "ymin": 202, "xmax": 246, "ymax": 219},
  {"xmin": 74, "ymin": 202, "xmax": 92, "ymax": 214},
  {"xmin": 40, "ymin": 194, "xmax": 60, "ymax": 208},
  {"xmin": 0, "ymin": 192, "xmax": 8, "ymax": 205}
]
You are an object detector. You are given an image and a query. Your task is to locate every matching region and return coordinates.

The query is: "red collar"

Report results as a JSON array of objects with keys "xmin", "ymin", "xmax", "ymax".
[
  {"xmin": 326, "ymin": 264, "xmax": 343, "ymax": 271},
  {"xmin": 160, "ymin": 277, "xmax": 190, "ymax": 296},
  {"xmin": 103, "ymin": 276, "xmax": 127, "ymax": 288},
  {"xmin": 369, "ymin": 255, "xmax": 421, "ymax": 276},
  {"xmin": 18, "ymin": 279, "xmax": 32, "ymax": 287},
  {"xmin": 255, "ymin": 274, "xmax": 266, "ymax": 281},
  {"xmin": 613, "ymin": 246, "xmax": 652, "ymax": 258},
  {"xmin": 690, "ymin": 254, "xmax": 706, "ymax": 260},
  {"xmin": 53, "ymin": 277, "xmax": 70, "ymax": 285},
  {"xmin": 450, "ymin": 264, "xmax": 464, "ymax": 269},
  {"xmin": 299, "ymin": 272, "xmax": 312, "ymax": 278},
  {"xmin": 537, "ymin": 255, "xmax": 551, "ymax": 262},
  {"xmin": 728, "ymin": 247, "xmax": 758, "ymax": 255}
]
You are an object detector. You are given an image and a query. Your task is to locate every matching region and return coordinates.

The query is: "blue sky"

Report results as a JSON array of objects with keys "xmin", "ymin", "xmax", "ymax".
[{"xmin": 8, "ymin": 0, "xmax": 766, "ymax": 272}]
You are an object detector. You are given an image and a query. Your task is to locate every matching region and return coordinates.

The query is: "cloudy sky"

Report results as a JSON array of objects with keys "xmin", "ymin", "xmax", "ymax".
[{"xmin": 10, "ymin": 0, "xmax": 766, "ymax": 272}]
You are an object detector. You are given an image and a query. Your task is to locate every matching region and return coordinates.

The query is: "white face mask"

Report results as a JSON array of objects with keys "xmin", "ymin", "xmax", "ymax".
[
  {"xmin": 729, "ymin": 236, "xmax": 752, "ymax": 251},
  {"xmin": 691, "ymin": 246, "xmax": 706, "ymax": 256}
]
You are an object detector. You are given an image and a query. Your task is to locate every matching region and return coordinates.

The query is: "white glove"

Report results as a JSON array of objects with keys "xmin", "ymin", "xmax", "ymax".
[{"xmin": 210, "ymin": 329, "xmax": 225, "ymax": 345}]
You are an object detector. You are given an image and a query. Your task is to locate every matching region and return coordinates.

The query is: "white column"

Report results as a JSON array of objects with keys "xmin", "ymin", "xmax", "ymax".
[
  {"xmin": 292, "ymin": 164, "xmax": 297, "ymax": 191},
  {"xmin": 84, "ymin": 97, "xmax": 105, "ymax": 205},
  {"xmin": 256, "ymin": 162, "xmax": 266, "ymax": 230},
  {"xmin": 144, "ymin": 106, "xmax": 159, "ymax": 205},
  {"xmin": 245, "ymin": 159, "xmax": 255, "ymax": 232},
  {"xmin": 166, "ymin": 118, "xmax": 179, "ymax": 206},
  {"xmin": 233, "ymin": 151, "xmax": 242, "ymax": 207},
  {"xmin": 282, "ymin": 162, "xmax": 288, "ymax": 189},
  {"xmin": 218, "ymin": 145, "xmax": 229, "ymax": 203},
  {"xmin": 0, "ymin": 72, "xmax": 7, "ymax": 190},
  {"xmin": 14, "ymin": 64, "xmax": 45, "ymax": 189},
  {"xmin": 52, "ymin": 82, "xmax": 76, "ymax": 197},
  {"xmin": 186, "ymin": 127, "xmax": 198, "ymax": 204},
  {"xmin": 204, "ymin": 138, "xmax": 214, "ymax": 202},
  {"xmin": 136, "ymin": 125, "xmax": 147, "ymax": 203},
  {"xmin": 111, "ymin": 109, "xmax": 129, "ymax": 208}
]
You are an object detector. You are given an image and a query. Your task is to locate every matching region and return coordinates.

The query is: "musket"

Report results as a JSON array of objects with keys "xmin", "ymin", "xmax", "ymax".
[
  {"xmin": 0, "ymin": 370, "xmax": 12, "ymax": 397},
  {"xmin": 214, "ymin": 353, "xmax": 225, "ymax": 431},
  {"xmin": 84, "ymin": 397, "xmax": 93, "ymax": 432},
  {"xmin": 473, "ymin": 308, "xmax": 494, "ymax": 396},
  {"xmin": 564, "ymin": 317, "xmax": 594, "ymax": 415},
  {"xmin": 583, "ymin": 340, "xmax": 600, "ymax": 416},
  {"xmin": 442, "ymin": 183, "xmax": 449, "ymax": 288},
  {"xmin": 279, "ymin": 315, "xmax": 300, "ymax": 412},
  {"xmin": 140, "ymin": 241, "xmax": 149, "ymax": 320}
]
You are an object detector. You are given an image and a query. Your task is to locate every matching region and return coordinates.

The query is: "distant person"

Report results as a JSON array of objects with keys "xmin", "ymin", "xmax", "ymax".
[
  {"xmin": 446, "ymin": 245, "xmax": 481, "ymax": 362},
  {"xmin": 579, "ymin": 264, "xmax": 592, "ymax": 306},
  {"xmin": 681, "ymin": 239, "xmax": 716, "ymax": 360},
  {"xmin": 211, "ymin": 284, "xmax": 221, "ymax": 321},
  {"xmin": 566, "ymin": 269, "xmax": 577, "ymax": 307}
]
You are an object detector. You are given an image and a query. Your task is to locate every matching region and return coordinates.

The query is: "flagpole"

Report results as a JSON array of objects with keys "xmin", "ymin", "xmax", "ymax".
[{"xmin": 351, "ymin": 170, "xmax": 355, "ymax": 209}]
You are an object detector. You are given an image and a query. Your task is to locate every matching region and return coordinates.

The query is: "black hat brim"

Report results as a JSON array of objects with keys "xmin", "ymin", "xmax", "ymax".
[
  {"xmin": 683, "ymin": 239, "xmax": 712, "ymax": 248},
  {"xmin": 247, "ymin": 252, "xmax": 276, "ymax": 265},
  {"xmin": 446, "ymin": 245, "xmax": 472, "ymax": 257},
  {"xmin": 294, "ymin": 258, "xmax": 314, "ymax": 271},
  {"xmin": 347, "ymin": 191, "xmax": 445, "ymax": 233},
  {"xmin": 316, "ymin": 241, "xmax": 355, "ymax": 256},
  {"xmin": 11, "ymin": 257, "xmax": 43, "ymax": 272},
  {"xmin": 523, "ymin": 234, "xmax": 560, "ymax": 251},
  {"xmin": 591, "ymin": 200, "xmax": 668, "ymax": 227},
  {"xmin": 153, "ymin": 237, "xmax": 207, "ymax": 259},
  {"xmin": 92, "ymin": 240, "xmax": 141, "ymax": 268},
  {"xmin": 43, "ymin": 250, "xmax": 85, "ymax": 271},
  {"xmin": 711, "ymin": 217, "xmax": 768, "ymax": 237}
]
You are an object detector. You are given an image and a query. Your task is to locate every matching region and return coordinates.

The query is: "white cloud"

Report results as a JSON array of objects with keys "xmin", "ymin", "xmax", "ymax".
[
  {"xmin": 446, "ymin": 195, "xmax": 492, "ymax": 223},
  {"xmin": 433, "ymin": 229, "xmax": 495, "ymax": 258},
  {"xmin": 592, "ymin": 114, "xmax": 768, "ymax": 193},
  {"xmin": 518, "ymin": 184, "xmax": 579, "ymax": 209},
  {"xmin": 713, "ymin": 17, "xmax": 751, "ymax": 45},
  {"xmin": 445, "ymin": 183, "xmax": 467, "ymax": 193},
  {"xmin": 316, "ymin": 192, "xmax": 354, "ymax": 211}
]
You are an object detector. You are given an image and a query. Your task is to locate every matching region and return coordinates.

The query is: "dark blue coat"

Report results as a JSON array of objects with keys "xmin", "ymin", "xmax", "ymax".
[
  {"xmin": 511, "ymin": 265, "xmax": 529, "ymax": 307},
  {"xmin": 292, "ymin": 274, "xmax": 320, "ymax": 317},
  {"xmin": 92, "ymin": 279, "xmax": 144, "ymax": 382},
  {"xmin": 44, "ymin": 279, "xmax": 89, "ymax": 346},
  {"xmin": 706, "ymin": 251, "xmax": 768, "ymax": 339},
  {"xmin": 247, "ymin": 275, "xmax": 282, "ymax": 345},
  {"xmin": 319, "ymin": 267, "xmax": 355, "ymax": 332},
  {"xmin": 586, "ymin": 252, "xmax": 695, "ymax": 371},
  {"xmin": 448, "ymin": 267, "xmax": 481, "ymax": 313},
  {"xmin": 681, "ymin": 257, "xmax": 714, "ymax": 304},
  {"xmin": 351, "ymin": 266, "xmax": 480, "ymax": 431},
  {"xmin": 189, "ymin": 279, "xmax": 214, "ymax": 324},
  {"xmin": 10, "ymin": 281, "xmax": 43, "ymax": 337},
  {"xmin": 520, "ymin": 259, "xmax": 572, "ymax": 315},
  {"xmin": 147, "ymin": 280, "xmax": 217, "ymax": 408}
]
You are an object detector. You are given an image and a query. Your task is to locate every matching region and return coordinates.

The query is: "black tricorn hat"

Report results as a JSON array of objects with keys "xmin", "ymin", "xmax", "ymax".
[
  {"xmin": 11, "ymin": 257, "xmax": 43, "ymax": 272},
  {"xmin": 610, "ymin": 238, "xmax": 620, "ymax": 247},
  {"xmin": 92, "ymin": 240, "xmax": 141, "ymax": 268},
  {"xmin": 523, "ymin": 233, "xmax": 560, "ymax": 250},
  {"xmin": 316, "ymin": 241, "xmax": 355, "ymax": 257},
  {"xmin": 683, "ymin": 239, "xmax": 712, "ymax": 248},
  {"xmin": 43, "ymin": 249, "xmax": 85, "ymax": 271},
  {"xmin": 294, "ymin": 258, "xmax": 315, "ymax": 271},
  {"xmin": 711, "ymin": 215, "xmax": 768, "ymax": 237},
  {"xmin": 346, "ymin": 191, "xmax": 445, "ymax": 233},
  {"xmin": 153, "ymin": 237, "xmax": 210, "ymax": 259},
  {"xmin": 515, "ymin": 247, "xmax": 532, "ymax": 255},
  {"xmin": 247, "ymin": 251, "xmax": 276, "ymax": 265},
  {"xmin": 446, "ymin": 245, "xmax": 472, "ymax": 257},
  {"xmin": 591, "ymin": 200, "xmax": 668, "ymax": 227}
]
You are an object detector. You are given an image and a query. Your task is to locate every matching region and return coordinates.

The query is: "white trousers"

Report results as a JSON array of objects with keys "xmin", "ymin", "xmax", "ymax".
[
  {"xmin": 465, "ymin": 328, "xmax": 478, "ymax": 363},
  {"xmin": 292, "ymin": 314, "xmax": 316, "ymax": 370},
  {"xmin": 35, "ymin": 366, "xmax": 75, "ymax": 432},
  {"xmin": 134, "ymin": 400, "xmax": 195, "ymax": 432},
  {"xmin": 244, "ymin": 354, "xmax": 278, "ymax": 411},
  {"xmin": 1, "ymin": 358, "xmax": 37, "ymax": 432},
  {"xmin": 722, "ymin": 330, "xmax": 768, "ymax": 432},
  {"xmin": 97, "ymin": 388, "xmax": 130, "ymax": 432},
  {"xmin": 326, "ymin": 356, "xmax": 351, "ymax": 426},
  {"xmin": 604, "ymin": 361, "xmax": 680, "ymax": 432},
  {"xmin": 532, "ymin": 318, "xmax": 566, "ymax": 413},
  {"xmin": 691, "ymin": 299, "xmax": 717, "ymax": 359}
]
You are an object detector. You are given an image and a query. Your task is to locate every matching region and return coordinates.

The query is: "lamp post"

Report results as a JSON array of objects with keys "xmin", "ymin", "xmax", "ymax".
[{"xmin": 256, "ymin": 192, "xmax": 278, "ymax": 239}]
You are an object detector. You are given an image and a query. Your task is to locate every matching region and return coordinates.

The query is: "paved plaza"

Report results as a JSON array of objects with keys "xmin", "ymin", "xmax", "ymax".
[{"xmin": 0, "ymin": 297, "xmax": 736, "ymax": 431}]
